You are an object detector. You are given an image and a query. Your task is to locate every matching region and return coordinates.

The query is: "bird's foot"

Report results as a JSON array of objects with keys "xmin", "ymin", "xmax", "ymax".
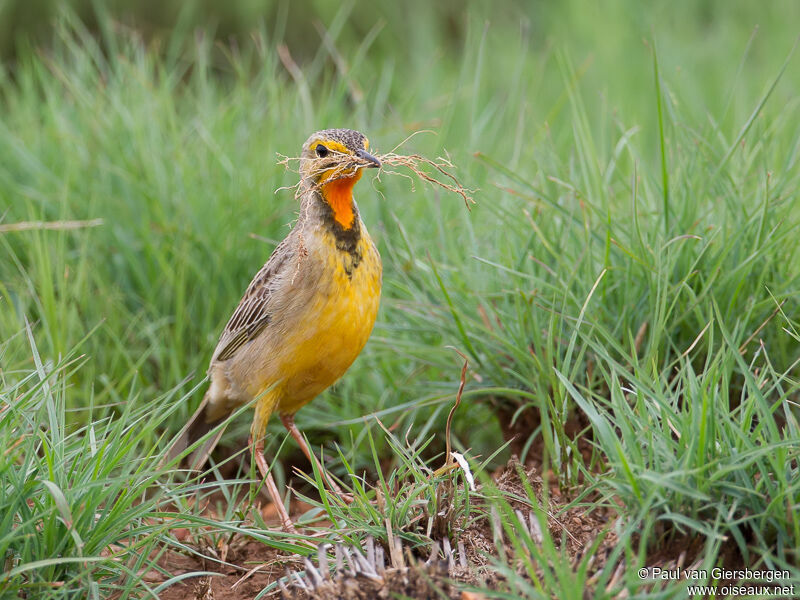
[{"xmin": 281, "ymin": 518, "xmax": 298, "ymax": 533}]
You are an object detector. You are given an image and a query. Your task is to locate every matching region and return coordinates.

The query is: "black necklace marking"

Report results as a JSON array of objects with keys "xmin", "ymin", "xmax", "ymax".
[{"xmin": 315, "ymin": 191, "xmax": 363, "ymax": 279}]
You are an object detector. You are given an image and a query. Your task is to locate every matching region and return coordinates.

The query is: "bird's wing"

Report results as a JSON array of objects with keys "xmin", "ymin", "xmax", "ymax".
[{"xmin": 212, "ymin": 237, "xmax": 293, "ymax": 362}]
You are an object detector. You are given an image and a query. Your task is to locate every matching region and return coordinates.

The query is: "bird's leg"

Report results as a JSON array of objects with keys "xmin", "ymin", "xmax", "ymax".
[
  {"xmin": 249, "ymin": 435, "xmax": 295, "ymax": 532},
  {"xmin": 280, "ymin": 414, "xmax": 354, "ymax": 504}
]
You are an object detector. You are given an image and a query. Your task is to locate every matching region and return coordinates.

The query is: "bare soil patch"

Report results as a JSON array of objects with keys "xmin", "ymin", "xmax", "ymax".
[{"xmin": 152, "ymin": 458, "xmax": 651, "ymax": 599}]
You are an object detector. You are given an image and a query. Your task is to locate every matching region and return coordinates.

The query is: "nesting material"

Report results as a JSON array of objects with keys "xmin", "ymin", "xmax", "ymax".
[{"xmin": 277, "ymin": 145, "xmax": 475, "ymax": 210}]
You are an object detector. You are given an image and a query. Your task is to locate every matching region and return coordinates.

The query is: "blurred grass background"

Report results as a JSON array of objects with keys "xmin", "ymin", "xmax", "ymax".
[
  {"xmin": 2, "ymin": 0, "xmax": 799, "ymax": 481},
  {"xmin": 3, "ymin": 0, "xmax": 798, "ymax": 424},
  {"xmin": 1, "ymin": 0, "xmax": 799, "ymax": 596}
]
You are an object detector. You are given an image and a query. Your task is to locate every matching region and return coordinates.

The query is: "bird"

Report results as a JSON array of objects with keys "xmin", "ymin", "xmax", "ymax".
[{"xmin": 166, "ymin": 128, "xmax": 382, "ymax": 531}]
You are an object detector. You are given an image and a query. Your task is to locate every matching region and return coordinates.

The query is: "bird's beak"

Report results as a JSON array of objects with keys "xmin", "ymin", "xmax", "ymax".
[{"xmin": 355, "ymin": 148, "xmax": 381, "ymax": 169}]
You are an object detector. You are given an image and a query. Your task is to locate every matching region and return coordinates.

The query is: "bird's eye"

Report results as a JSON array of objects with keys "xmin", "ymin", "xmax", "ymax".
[{"xmin": 315, "ymin": 144, "xmax": 329, "ymax": 158}]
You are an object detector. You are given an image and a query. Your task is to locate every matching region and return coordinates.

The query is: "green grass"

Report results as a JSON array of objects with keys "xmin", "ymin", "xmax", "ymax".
[
  {"xmin": 0, "ymin": 330, "xmax": 197, "ymax": 598},
  {"xmin": 2, "ymin": 1, "xmax": 800, "ymax": 597}
]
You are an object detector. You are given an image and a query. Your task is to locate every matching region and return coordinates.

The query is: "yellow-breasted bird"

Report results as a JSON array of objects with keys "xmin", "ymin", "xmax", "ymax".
[{"xmin": 166, "ymin": 128, "xmax": 382, "ymax": 530}]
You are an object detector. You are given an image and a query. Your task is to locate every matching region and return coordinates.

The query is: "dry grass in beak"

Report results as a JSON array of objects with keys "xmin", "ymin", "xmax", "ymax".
[
  {"xmin": 374, "ymin": 152, "xmax": 475, "ymax": 210},
  {"xmin": 276, "ymin": 140, "xmax": 475, "ymax": 210}
]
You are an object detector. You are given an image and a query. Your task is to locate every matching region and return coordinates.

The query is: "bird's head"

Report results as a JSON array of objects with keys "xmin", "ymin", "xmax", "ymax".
[
  {"xmin": 300, "ymin": 128, "xmax": 381, "ymax": 185},
  {"xmin": 299, "ymin": 128, "xmax": 381, "ymax": 229}
]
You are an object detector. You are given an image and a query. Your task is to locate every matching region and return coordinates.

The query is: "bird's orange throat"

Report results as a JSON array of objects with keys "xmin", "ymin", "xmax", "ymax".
[{"xmin": 321, "ymin": 170, "xmax": 362, "ymax": 229}]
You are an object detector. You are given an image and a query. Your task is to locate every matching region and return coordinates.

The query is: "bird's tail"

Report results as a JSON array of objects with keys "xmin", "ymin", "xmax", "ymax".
[{"xmin": 163, "ymin": 393, "xmax": 228, "ymax": 472}]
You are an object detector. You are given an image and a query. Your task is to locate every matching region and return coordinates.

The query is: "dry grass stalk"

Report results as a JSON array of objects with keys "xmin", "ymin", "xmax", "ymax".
[
  {"xmin": 0, "ymin": 218, "xmax": 104, "ymax": 233},
  {"xmin": 374, "ymin": 152, "xmax": 475, "ymax": 210},
  {"xmin": 276, "ymin": 144, "xmax": 475, "ymax": 210}
]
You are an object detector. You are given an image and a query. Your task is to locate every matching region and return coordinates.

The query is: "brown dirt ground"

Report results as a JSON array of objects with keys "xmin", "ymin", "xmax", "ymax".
[
  {"xmin": 149, "ymin": 456, "xmax": 721, "ymax": 599},
  {"xmin": 154, "ymin": 496, "xmax": 308, "ymax": 600},
  {"xmin": 151, "ymin": 400, "xmax": 746, "ymax": 600}
]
